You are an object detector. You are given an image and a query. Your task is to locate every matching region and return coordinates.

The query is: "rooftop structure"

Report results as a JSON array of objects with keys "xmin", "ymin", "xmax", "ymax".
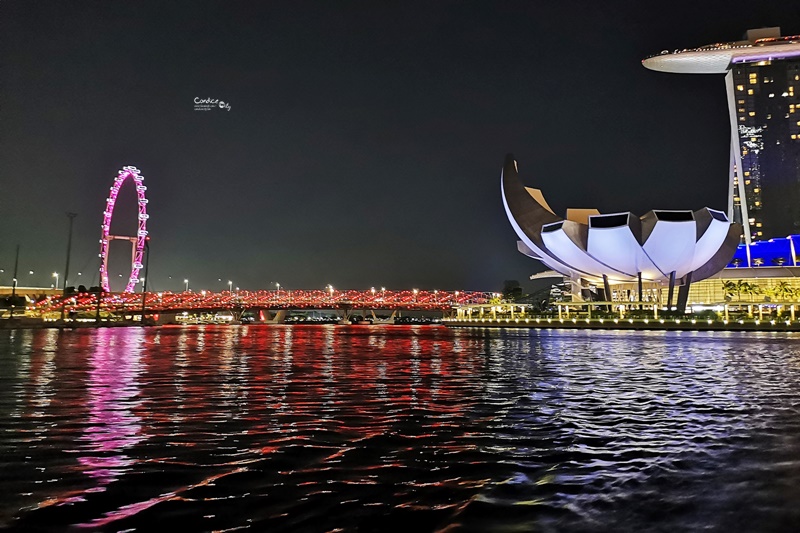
[{"xmin": 644, "ymin": 28, "xmax": 800, "ymax": 242}]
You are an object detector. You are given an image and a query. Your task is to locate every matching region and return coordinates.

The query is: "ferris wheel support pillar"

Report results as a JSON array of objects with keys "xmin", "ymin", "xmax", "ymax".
[{"xmin": 140, "ymin": 239, "xmax": 150, "ymax": 323}]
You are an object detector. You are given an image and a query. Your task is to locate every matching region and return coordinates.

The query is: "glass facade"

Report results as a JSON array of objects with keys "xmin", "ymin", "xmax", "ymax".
[{"xmin": 731, "ymin": 59, "xmax": 800, "ymax": 239}]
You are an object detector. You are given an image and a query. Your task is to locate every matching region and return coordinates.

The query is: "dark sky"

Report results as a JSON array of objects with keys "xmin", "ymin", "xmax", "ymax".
[{"xmin": 1, "ymin": 1, "xmax": 797, "ymax": 293}]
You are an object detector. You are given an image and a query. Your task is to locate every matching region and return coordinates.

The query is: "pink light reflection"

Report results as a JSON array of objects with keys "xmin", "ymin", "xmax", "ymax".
[{"xmin": 76, "ymin": 329, "xmax": 146, "ymax": 490}]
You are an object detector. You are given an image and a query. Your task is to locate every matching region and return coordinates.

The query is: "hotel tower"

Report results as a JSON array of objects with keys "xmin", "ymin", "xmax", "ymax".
[{"xmin": 643, "ymin": 28, "xmax": 800, "ymax": 244}]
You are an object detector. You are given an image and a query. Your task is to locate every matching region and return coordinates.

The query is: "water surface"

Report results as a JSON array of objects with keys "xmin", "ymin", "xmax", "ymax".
[{"xmin": 2, "ymin": 325, "xmax": 800, "ymax": 531}]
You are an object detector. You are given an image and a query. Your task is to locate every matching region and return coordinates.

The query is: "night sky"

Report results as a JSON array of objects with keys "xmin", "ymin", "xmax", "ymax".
[{"xmin": 1, "ymin": 1, "xmax": 797, "ymax": 294}]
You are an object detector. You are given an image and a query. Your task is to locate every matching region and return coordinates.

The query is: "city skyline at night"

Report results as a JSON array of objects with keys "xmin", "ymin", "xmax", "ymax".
[{"xmin": 2, "ymin": 1, "xmax": 798, "ymax": 293}]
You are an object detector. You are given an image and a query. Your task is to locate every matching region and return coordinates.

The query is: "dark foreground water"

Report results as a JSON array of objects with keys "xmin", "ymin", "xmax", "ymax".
[{"xmin": 2, "ymin": 326, "xmax": 800, "ymax": 532}]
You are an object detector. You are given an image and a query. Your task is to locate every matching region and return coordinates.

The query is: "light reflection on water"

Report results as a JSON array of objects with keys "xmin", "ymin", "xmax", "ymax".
[{"xmin": 1, "ymin": 326, "xmax": 800, "ymax": 531}]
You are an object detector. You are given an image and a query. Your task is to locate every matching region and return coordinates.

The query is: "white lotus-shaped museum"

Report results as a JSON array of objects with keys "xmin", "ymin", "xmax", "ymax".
[{"xmin": 501, "ymin": 154, "xmax": 742, "ymax": 286}]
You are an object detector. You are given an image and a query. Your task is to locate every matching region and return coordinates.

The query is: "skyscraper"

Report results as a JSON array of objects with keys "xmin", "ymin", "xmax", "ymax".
[{"xmin": 643, "ymin": 28, "xmax": 800, "ymax": 243}]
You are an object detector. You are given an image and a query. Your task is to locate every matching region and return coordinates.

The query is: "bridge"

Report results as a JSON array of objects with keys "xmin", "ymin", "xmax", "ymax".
[
  {"xmin": 5, "ymin": 169, "xmax": 497, "ymax": 325},
  {"xmin": 30, "ymin": 289, "xmax": 495, "ymax": 323}
]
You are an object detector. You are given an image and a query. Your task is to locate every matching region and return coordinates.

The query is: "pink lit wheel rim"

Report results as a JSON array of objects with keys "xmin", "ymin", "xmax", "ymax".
[{"xmin": 98, "ymin": 166, "xmax": 149, "ymax": 293}]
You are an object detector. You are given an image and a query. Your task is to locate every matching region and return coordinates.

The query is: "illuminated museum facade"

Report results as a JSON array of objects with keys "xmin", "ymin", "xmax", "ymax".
[{"xmin": 501, "ymin": 154, "xmax": 741, "ymax": 309}]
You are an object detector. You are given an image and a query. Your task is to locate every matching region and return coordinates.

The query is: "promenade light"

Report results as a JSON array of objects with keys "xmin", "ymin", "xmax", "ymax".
[
  {"xmin": 52, "ymin": 272, "xmax": 59, "ymax": 289},
  {"xmin": 184, "ymin": 279, "xmax": 189, "ymax": 292}
]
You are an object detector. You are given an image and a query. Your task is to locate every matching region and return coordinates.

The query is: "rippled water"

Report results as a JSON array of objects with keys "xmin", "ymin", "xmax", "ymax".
[{"xmin": 2, "ymin": 326, "xmax": 800, "ymax": 531}]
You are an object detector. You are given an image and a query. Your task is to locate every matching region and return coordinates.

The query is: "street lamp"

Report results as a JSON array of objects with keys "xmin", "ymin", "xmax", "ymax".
[
  {"xmin": 184, "ymin": 278, "xmax": 189, "ymax": 292},
  {"xmin": 52, "ymin": 272, "xmax": 59, "ymax": 291},
  {"xmin": 228, "ymin": 280, "xmax": 233, "ymax": 294}
]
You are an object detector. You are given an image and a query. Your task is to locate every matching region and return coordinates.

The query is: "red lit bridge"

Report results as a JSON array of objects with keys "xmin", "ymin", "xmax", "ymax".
[{"xmin": 33, "ymin": 289, "xmax": 495, "ymax": 323}]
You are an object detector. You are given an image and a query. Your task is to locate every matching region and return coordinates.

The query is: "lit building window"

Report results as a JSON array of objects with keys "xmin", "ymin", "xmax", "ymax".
[{"xmin": 737, "ymin": 84, "xmax": 744, "ymax": 91}]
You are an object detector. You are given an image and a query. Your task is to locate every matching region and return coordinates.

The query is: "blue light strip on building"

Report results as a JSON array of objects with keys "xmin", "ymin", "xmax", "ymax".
[{"xmin": 728, "ymin": 235, "xmax": 800, "ymax": 268}]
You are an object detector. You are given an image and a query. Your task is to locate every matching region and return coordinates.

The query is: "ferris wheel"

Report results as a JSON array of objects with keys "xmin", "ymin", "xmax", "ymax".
[{"xmin": 98, "ymin": 166, "xmax": 149, "ymax": 293}]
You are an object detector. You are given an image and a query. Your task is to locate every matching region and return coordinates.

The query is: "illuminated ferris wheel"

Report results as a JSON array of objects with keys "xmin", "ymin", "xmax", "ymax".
[{"xmin": 98, "ymin": 166, "xmax": 149, "ymax": 293}]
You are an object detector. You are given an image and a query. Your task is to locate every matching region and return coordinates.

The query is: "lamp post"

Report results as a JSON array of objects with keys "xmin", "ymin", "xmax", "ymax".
[
  {"xmin": 59, "ymin": 212, "xmax": 78, "ymax": 322},
  {"xmin": 11, "ymin": 244, "xmax": 19, "ymax": 301},
  {"xmin": 8, "ymin": 245, "xmax": 19, "ymax": 320},
  {"xmin": 52, "ymin": 272, "xmax": 59, "ymax": 291},
  {"xmin": 228, "ymin": 280, "xmax": 233, "ymax": 295},
  {"xmin": 184, "ymin": 278, "xmax": 189, "ymax": 292},
  {"xmin": 62, "ymin": 212, "xmax": 77, "ymax": 292}
]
